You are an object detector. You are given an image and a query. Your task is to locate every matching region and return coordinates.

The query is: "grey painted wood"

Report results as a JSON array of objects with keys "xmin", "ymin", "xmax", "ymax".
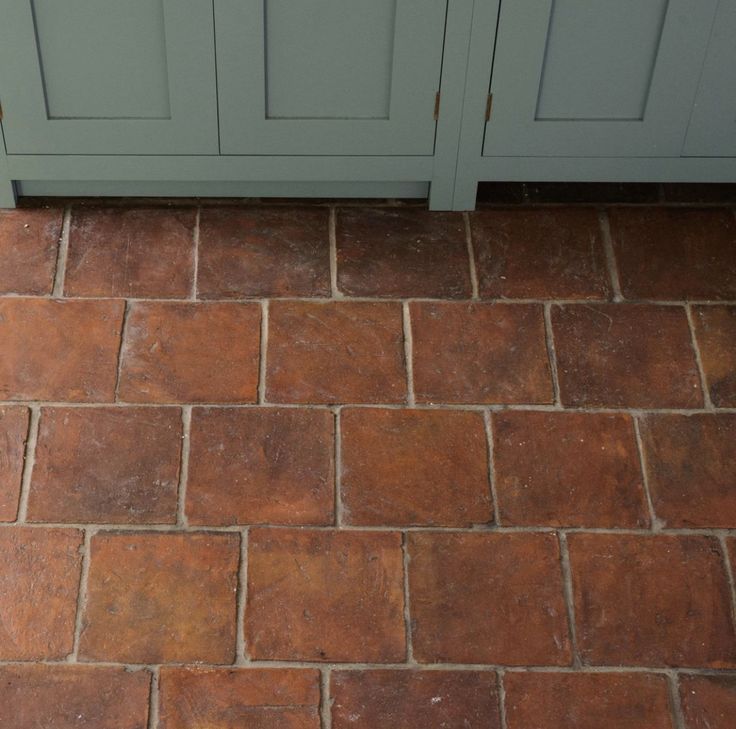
[
  {"xmin": 215, "ymin": 0, "xmax": 447, "ymax": 155},
  {"xmin": 483, "ymin": 0, "xmax": 719, "ymax": 157},
  {"xmin": 0, "ymin": 0, "xmax": 218, "ymax": 155},
  {"xmin": 683, "ymin": 0, "xmax": 736, "ymax": 157}
]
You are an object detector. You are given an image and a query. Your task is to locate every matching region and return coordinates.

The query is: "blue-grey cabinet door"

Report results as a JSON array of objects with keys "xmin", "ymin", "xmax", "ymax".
[
  {"xmin": 483, "ymin": 0, "xmax": 718, "ymax": 158},
  {"xmin": 215, "ymin": 0, "xmax": 447, "ymax": 155},
  {"xmin": 683, "ymin": 0, "xmax": 736, "ymax": 156},
  {"xmin": 0, "ymin": 0, "xmax": 218, "ymax": 155}
]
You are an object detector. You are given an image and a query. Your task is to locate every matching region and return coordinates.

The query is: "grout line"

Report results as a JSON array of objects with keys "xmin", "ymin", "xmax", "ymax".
[
  {"xmin": 497, "ymin": 669, "xmax": 508, "ymax": 729},
  {"xmin": 333, "ymin": 408, "xmax": 343, "ymax": 527},
  {"xmin": 191, "ymin": 207, "xmax": 200, "ymax": 301},
  {"xmin": 599, "ymin": 210, "xmax": 623, "ymax": 302},
  {"xmin": 543, "ymin": 303, "xmax": 562, "ymax": 407},
  {"xmin": 235, "ymin": 529, "xmax": 250, "ymax": 664},
  {"xmin": 147, "ymin": 666, "xmax": 160, "ymax": 729},
  {"xmin": 328, "ymin": 207, "xmax": 342, "ymax": 299},
  {"xmin": 51, "ymin": 206, "xmax": 72, "ymax": 298},
  {"xmin": 258, "ymin": 300, "xmax": 269, "ymax": 404},
  {"xmin": 632, "ymin": 416, "xmax": 664, "ymax": 531},
  {"xmin": 69, "ymin": 528, "xmax": 93, "ymax": 661},
  {"xmin": 402, "ymin": 302, "xmax": 416, "ymax": 406},
  {"xmin": 685, "ymin": 303, "xmax": 714, "ymax": 410},
  {"xmin": 483, "ymin": 410, "xmax": 501, "ymax": 526},
  {"xmin": 557, "ymin": 532, "xmax": 581, "ymax": 669},
  {"xmin": 667, "ymin": 671, "xmax": 687, "ymax": 729},
  {"xmin": 463, "ymin": 211, "xmax": 479, "ymax": 299},
  {"xmin": 719, "ymin": 534, "xmax": 736, "ymax": 634},
  {"xmin": 175, "ymin": 406, "xmax": 192, "ymax": 528},
  {"xmin": 16, "ymin": 406, "xmax": 41, "ymax": 523},
  {"xmin": 401, "ymin": 533, "xmax": 416, "ymax": 664},
  {"xmin": 320, "ymin": 669, "xmax": 332, "ymax": 729},
  {"xmin": 113, "ymin": 300, "xmax": 131, "ymax": 402}
]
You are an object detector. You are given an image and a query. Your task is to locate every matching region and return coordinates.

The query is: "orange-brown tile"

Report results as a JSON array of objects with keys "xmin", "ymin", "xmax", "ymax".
[
  {"xmin": 0, "ymin": 298, "xmax": 124, "ymax": 402},
  {"xmin": 492, "ymin": 411, "xmax": 648, "ymax": 527},
  {"xmin": 331, "ymin": 670, "xmax": 500, "ymax": 729},
  {"xmin": 552, "ymin": 304, "xmax": 702, "ymax": 407},
  {"xmin": 471, "ymin": 208, "xmax": 612, "ymax": 299},
  {"xmin": 246, "ymin": 528, "xmax": 405, "ymax": 662},
  {"xmin": 0, "ymin": 664, "xmax": 151, "ymax": 729},
  {"xmin": 408, "ymin": 532, "xmax": 571, "ymax": 665},
  {"xmin": 65, "ymin": 207, "xmax": 195, "ymax": 298},
  {"xmin": 266, "ymin": 301, "xmax": 406, "ymax": 404},
  {"xmin": 0, "ymin": 207, "xmax": 63, "ymax": 295},
  {"xmin": 336, "ymin": 207, "xmax": 471, "ymax": 298},
  {"xmin": 608, "ymin": 207, "xmax": 736, "ymax": 300},
  {"xmin": 80, "ymin": 531, "xmax": 239, "ymax": 664},
  {"xmin": 0, "ymin": 406, "xmax": 29, "ymax": 521},
  {"xmin": 198, "ymin": 207, "xmax": 330, "ymax": 298},
  {"xmin": 692, "ymin": 305, "xmax": 736, "ymax": 407},
  {"xmin": 118, "ymin": 301, "xmax": 261, "ymax": 403},
  {"xmin": 568, "ymin": 534, "xmax": 736, "ymax": 667},
  {"xmin": 680, "ymin": 674, "xmax": 736, "ymax": 729},
  {"xmin": 159, "ymin": 667, "xmax": 321, "ymax": 729},
  {"xmin": 28, "ymin": 407, "xmax": 181, "ymax": 524},
  {"xmin": 187, "ymin": 407, "xmax": 334, "ymax": 525},
  {"xmin": 0, "ymin": 527, "xmax": 83, "ymax": 660},
  {"xmin": 410, "ymin": 302, "xmax": 553, "ymax": 404},
  {"xmin": 340, "ymin": 408, "xmax": 491, "ymax": 526}
]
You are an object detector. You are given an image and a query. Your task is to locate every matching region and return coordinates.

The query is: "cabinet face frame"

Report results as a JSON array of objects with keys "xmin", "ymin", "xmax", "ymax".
[
  {"xmin": 0, "ymin": 0, "xmax": 219, "ymax": 155},
  {"xmin": 214, "ymin": 0, "xmax": 447, "ymax": 156},
  {"xmin": 482, "ymin": 0, "xmax": 719, "ymax": 158}
]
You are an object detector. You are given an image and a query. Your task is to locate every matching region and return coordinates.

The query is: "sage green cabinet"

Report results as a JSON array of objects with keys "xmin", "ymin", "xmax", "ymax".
[
  {"xmin": 215, "ymin": 0, "xmax": 447, "ymax": 156},
  {"xmin": 0, "ymin": 0, "xmax": 219, "ymax": 155}
]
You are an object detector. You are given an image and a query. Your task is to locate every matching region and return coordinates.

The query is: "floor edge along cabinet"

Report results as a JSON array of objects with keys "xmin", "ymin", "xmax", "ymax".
[{"xmin": 1, "ymin": 0, "xmax": 735, "ymax": 211}]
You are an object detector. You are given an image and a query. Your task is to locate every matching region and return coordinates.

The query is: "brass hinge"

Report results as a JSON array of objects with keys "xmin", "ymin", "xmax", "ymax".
[
  {"xmin": 433, "ymin": 91, "xmax": 441, "ymax": 120},
  {"xmin": 485, "ymin": 94, "xmax": 493, "ymax": 121}
]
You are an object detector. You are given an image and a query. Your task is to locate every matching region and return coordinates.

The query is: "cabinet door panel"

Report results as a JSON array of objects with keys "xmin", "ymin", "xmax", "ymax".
[
  {"xmin": 216, "ymin": 0, "xmax": 447, "ymax": 155},
  {"xmin": 0, "ymin": 0, "xmax": 218, "ymax": 155},
  {"xmin": 683, "ymin": 0, "xmax": 736, "ymax": 156},
  {"xmin": 483, "ymin": 0, "xmax": 718, "ymax": 157}
]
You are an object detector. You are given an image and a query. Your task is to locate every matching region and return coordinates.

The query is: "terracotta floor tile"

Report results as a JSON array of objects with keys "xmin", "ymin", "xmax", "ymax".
[
  {"xmin": 471, "ymin": 208, "xmax": 612, "ymax": 299},
  {"xmin": 331, "ymin": 670, "xmax": 500, "ymax": 729},
  {"xmin": 0, "ymin": 298, "xmax": 124, "ymax": 402},
  {"xmin": 246, "ymin": 528, "xmax": 406, "ymax": 662},
  {"xmin": 692, "ymin": 305, "xmax": 736, "ymax": 407},
  {"xmin": 340, "ymin": 408, "xmax": 491, "ymax": 526},
  {"xmin": 80, "ymin": 531, "xmax": 239, "ymax": 664},
  {"xmin": 0, "ymin": 406, "xmax": 29, "ymax": 521},
  {"xmin": 0, "ymin": 207, "xmax": 63, "ymax": 295},
  {"xmin": 0, "ymin": 527, "xmax": 83, "ymax": 660},
  {"xmin": 266, "ymin": 301, "xmax": 406, "ymax": 404},
  {"xmin": 680, "ymin": 674, "xmax": 736, "ymax": 729},
  {"xmin": 118, "ymin": 301, "xmax": 261, "ymax": 403},
  {"xmin": 410, "ymin": 302, "xmax": 553, "ymax": 404},
  {"xmin": 28, "ymin": 407, "xmax": 181, "ymax": 524},
  {"xmin": 639, "ymin": 414, "xmax": 736, "ymax": 528},
  {"xmin": 568, "ymin": 534, "xmax": 736, "ymax": 667},
  {"xmin": 336, "ymin": 207, "xmax": 471, "ymax": 297},
  {"xmin": 65, "ymin": 207, "xmax": 195, "ymax": 298},
  {"xmin": 552, "ymin": 304, "xmax": 702, "ymax": 408},
  {"xmin": 198, "ymin": 207, "xmax": 330, "ymax": 298},
  {"xmin": 0, "ymin": 664, "xmax": 150, "ymax": 729},
  {"xmin": 159, "ymin": 667, "xmax": 321, "ymax": 729},
  {"xmin": 187, "ymin": 407, "xmax": 334, "ymax": 525},
  {"xmin": 492, "ymin": 411, "xmax": 648, "ymax": 527},
  {"xmin": 408, "ymin": 532, "xmax": 571, "ymax": 665},
  {"xmin": 504, "ymin": 672, "xmax": 674, "ymax": 729},
  {"xmin": 608, "ymin": 207, "xmax": 736, "ymax": 300}
]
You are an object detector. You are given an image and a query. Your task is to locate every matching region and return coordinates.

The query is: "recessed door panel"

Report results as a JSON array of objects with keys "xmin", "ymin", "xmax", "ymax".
[
  {"xmin": 216, "ymin": 0, "xmax": 447, "ymax": 155},
  {"xmin": 0, "ymin": 0, "xmax": 218, "ymax": 155}
]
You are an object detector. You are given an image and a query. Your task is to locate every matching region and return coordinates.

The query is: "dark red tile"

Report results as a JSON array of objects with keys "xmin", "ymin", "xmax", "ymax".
[
  {"xmin": 0, "ymin": 406, "xmax": 29, "ymax": 521},
  {"xmin": 680, "ymin": 674, "xmax": 736, "ymax": 729},
  {"xmin": 692, "ymin": 305, "xmax": 736, "ymax": 407}
]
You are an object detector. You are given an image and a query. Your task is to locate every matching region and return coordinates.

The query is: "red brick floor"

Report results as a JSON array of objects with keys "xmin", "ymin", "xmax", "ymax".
[{"xmin": 1, "ymin": 199, "xmax": 735, "ymax": 729}]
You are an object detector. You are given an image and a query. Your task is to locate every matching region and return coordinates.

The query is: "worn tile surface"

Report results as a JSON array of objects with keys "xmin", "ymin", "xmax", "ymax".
[{"xmin": 1, "ymin": 199, "xmax": 735, "ymax": 727}]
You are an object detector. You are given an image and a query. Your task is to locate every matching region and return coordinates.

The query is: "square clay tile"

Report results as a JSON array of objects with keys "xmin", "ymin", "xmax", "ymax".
[
  {"xmin": 0, "ymin": 407, "xmax": 29, "ymax": 521},
  {"xmin": 692, "ymin": 305, "xmax": 736, "ymax": 406}
]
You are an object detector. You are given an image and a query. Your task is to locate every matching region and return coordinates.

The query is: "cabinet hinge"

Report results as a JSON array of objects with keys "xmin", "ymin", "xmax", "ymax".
[
  {"xmin": 485, "ymin": 94, "xmax": 493, "ymax": 121},
  {"xmin": 433, "ymin": 91, "xmax": 441, "ymax": 120}
]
